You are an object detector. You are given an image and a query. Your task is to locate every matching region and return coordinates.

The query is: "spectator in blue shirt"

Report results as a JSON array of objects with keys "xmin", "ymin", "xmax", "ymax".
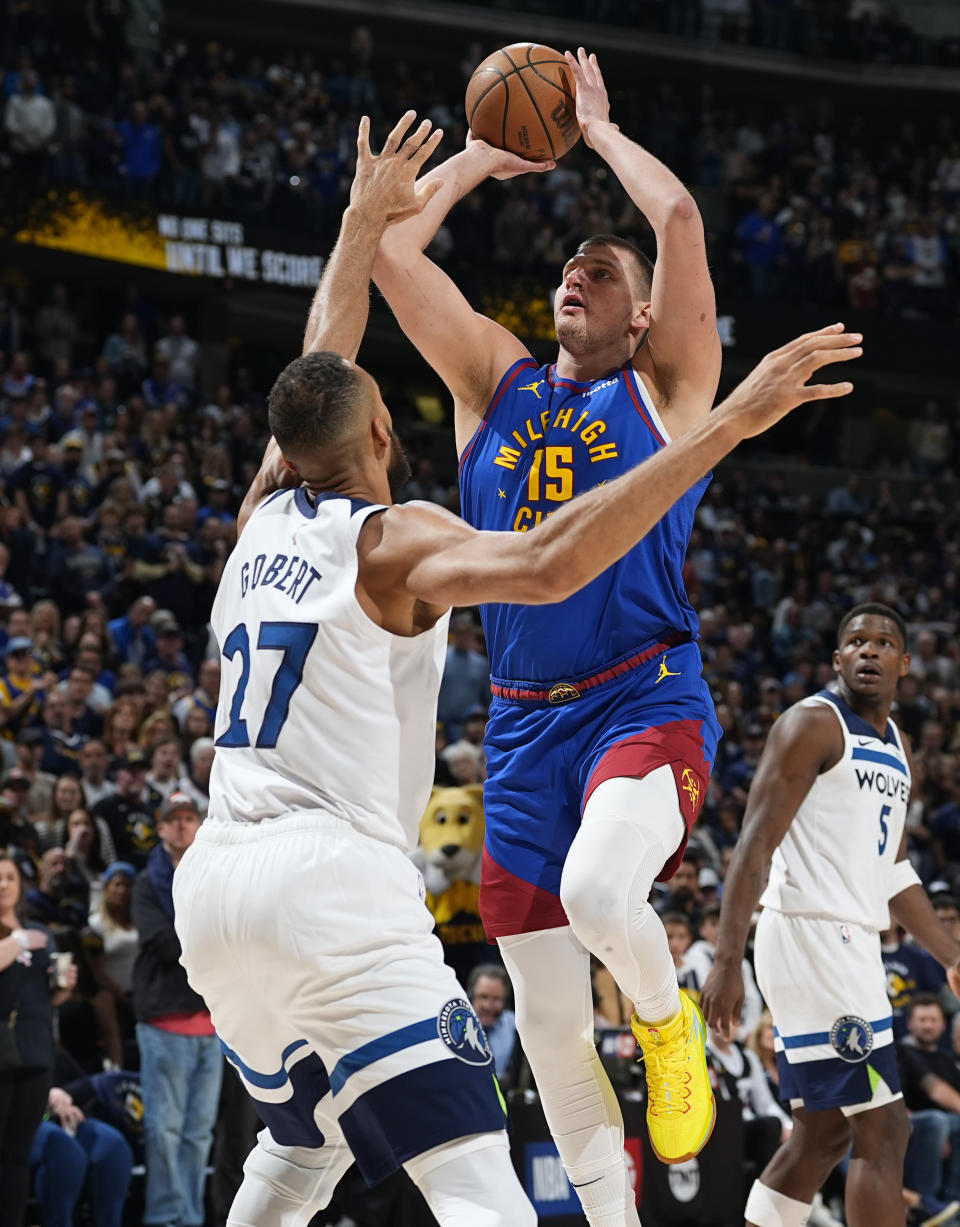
[
  {"xmin": 116, "ymin": 101, "xmax": 162, "ymax": 189},
  {"xmin": 108, "ymin": 597, "xmax": 157, "ymax": 672},
  {"xmin": 735, "ymin": 193, "xmax": 786, "ymax": 297},
  {"xmin": 468, "ymin": 963, "xmax": 518, "ymax": 1087},
  {"xmin": 882, "ymin": 925, "xmax": 946, "ymax": 1040},
  {"xmin": 141, "ymin": 353, "xmax": 189, "ymax": 413},
  {"xmin": 437, "ymin": 612, "xmax": 490, "ymax": 742}
]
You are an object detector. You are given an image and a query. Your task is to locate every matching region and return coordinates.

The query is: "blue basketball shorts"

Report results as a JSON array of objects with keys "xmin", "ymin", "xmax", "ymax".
[{"xmin": 479, "ymin": 637, "xmax": 722, "ymax": 939}]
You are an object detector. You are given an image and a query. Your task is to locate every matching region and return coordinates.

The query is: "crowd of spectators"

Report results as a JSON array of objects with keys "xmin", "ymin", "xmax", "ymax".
[
  {"xmin": 465, "ymin": 0, "xmax": 960, "ymax": 67},
  {"xmin": 3, "ymin": 4, "xmax": 960, "ymax": 1225},
  {"xmin": 3, "ymin": 5, "xmax": 960, "ymax": 320},
  {"xmin": 2, "ymin": 269, "xmax": 960, "ymax": 1225}
]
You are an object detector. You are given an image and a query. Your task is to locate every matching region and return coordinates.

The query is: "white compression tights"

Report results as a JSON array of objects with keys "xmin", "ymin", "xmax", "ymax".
[
  {"xmin": 563, "ymin": 767, "xmax": 686, "ymax": 1022},
  {"xmin": 499, "ymin": 766, "xmax": 686, "ymax": 1227},
  {"xmin": 226, "ymin": 1128, "xmax": 535, "ymax": 1227},
  {"xmin": 405, "ymin": 1132, "xmax": 537, "ymax": 1226},
  {"xmin": 226, "ymin": 1127, "xmax": 353, "ymax": 1227}
]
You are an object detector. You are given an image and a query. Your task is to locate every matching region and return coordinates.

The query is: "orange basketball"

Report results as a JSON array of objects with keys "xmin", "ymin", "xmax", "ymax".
[{"xmin": 465, "ymin": 43, "xmax": 580, "ymax": 163}]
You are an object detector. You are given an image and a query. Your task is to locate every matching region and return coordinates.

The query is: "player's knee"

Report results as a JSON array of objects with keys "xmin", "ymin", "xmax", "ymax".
[
  {"xmin": 407, "ymin": 1134, "xmax": 537, "ymax": 1227},
  {"xmin": 559, "ymin": 867, "xmax": 619, "ymax": 954},
  {"xmin": 792, "ymin": 1115, "xmax": 850, "ymax": 1167},
  {"xmin": 559, "ymin": 837, "xmax": 642, "ymax": 957},
  {"xmin": 850, "ymin": 1101, "xmax": 910, "ymax": 1163},
  {"xmin": 237, "ymin": 1139, "xmax": 330, "ymax": 1208}
]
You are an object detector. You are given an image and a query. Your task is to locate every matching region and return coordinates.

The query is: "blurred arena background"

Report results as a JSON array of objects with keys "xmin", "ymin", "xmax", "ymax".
[{"xmin": 2, "ymin": 1, "xmax": 960, "ymax": 1224}]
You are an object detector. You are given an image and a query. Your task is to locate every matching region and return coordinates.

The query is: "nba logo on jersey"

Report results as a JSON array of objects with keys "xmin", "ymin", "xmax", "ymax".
[
  {"xmin": 437, "ymin": 1000, "xmax": 493, "ymax": 1066},
  {"xmin": 830, "ymin": 1015, "xmax": 874, "ymax": 1063},
  {"xmin": 839, "ymin": 924, "xmax": 852, "ymax": 944}
]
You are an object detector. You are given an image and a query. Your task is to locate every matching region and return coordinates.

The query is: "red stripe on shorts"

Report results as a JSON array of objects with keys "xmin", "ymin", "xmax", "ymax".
[
  {"xmin": 479, "ymin": 846, "xmax": 569, "ymax": 940},
  {"xmin": 584, "ymin": 719, "xmax": 712, "ymax": 882}
]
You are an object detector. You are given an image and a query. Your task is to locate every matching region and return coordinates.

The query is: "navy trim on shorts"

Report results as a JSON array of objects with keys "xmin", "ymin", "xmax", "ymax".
[
  {"xmin": 227, "ymin": 1047, "xmax": 332, "ymax": 1150},
  {"xmin": 776, "ymin": 1016, "xmax": 892, "ymax": 1050},
  {"xmin": 338, "ymin": 1060, "xmax": 506, "ymax": 1184},
  {"xmin": 329, "ymin": 1017, "xmax": 437, "ymax": 1095},
  {"xmin": 776, "ymin": 1042, "xmax": 900, "ymax": 1113},
  {"xmin": 219, "ymin": 1036, "xmax": 309, "ymax": 1088}
]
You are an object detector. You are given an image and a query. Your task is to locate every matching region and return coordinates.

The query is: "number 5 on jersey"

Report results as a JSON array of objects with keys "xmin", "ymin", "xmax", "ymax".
[
  {"xmin": 878, "ymin": 803, "xmax": 891, "ymax": 855},
  {"xmin": 216, "ymin": 621, "xmax": 318, "ymax": 749}
]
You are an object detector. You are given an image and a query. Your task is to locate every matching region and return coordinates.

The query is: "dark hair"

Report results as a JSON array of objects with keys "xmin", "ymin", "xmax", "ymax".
[
  {"xmin": 267, "ymin": 351, "xmax": 367, "ymax": 455},
  {"xmin": 58, "ymin": 808, "xmax": 107, "ymax": 874},
  {"xmin": 0, "ymin": 854, "xmax": 24, "ymax": 936},
  {"xmin": 932, "ymin": 894, "xmax": 960, "ymax": 912},
  {"xmin": 907, "ymin": 992, "xmax": 946, "ymax": 1021},
  {"xmin": 661, "ymin": 911, "xmax": 694, "ymax": 935},
  {"xmin": 577, "ymin": 233, "xmax": 654, "ymax": 298},
  {"xmin": 466, "ymin": 962, "xmax": 511, "ymax": 999},
  {"xmin": 836, "ymin": 602, "xmax": 908, "ymax": 652},
  {"xmin": 700, "ymin": 901, "xmax": 722, "ymax": 923}
]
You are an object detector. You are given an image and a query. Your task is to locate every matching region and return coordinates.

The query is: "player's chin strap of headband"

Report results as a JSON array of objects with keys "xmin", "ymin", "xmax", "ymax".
[{"xmin": 888, "ymin": 857, "xmax": 922, "ymax": 900}]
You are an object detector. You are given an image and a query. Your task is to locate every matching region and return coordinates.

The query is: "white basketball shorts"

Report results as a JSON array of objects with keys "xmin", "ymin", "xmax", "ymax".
[
  {"xmin": 173, "ymin": 811, "xmax": 507, "ymax": 1183},
  {"xmin": 753, "ymin": 908, "xmax": 902, "ymax": 1115}
]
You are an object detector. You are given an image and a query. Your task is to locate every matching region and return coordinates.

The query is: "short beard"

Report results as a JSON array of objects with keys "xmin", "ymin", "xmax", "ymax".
[
  {"xmin": 387, "ymin": 431, "xmax": 412, "ymax": 501},
  {"xmin": 555, "ymin": 311, "xmax": 624, "ymax": 358}
]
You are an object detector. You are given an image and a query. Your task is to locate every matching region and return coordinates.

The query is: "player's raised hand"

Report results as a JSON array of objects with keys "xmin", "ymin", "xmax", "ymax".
[
  {"xmin": 350, "ymin": 112, "xmax": 445, "ymax": 225},
  {"xmin": 464, "ymin": 130, "xmax": 555, "ymax": 180},
  {"xmin": 564, "ymin": 48, "xmax": 614, "ymax": 149},
  {"xmin": 717, "ymin": 323, "xmax": 862, "ymax": 441},
  {"xmin": 700, "ymin": 960, "xmax": 745, "ymax": 1042}
]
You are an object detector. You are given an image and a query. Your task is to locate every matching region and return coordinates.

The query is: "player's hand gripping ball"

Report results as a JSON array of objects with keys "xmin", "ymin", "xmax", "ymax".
[{"xmin": 465, "ymin": 42, "xmax": 580, "ymax": 163}]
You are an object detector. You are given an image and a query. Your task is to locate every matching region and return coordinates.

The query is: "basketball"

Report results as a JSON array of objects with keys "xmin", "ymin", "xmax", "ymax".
[{"xmin": 465, "ymin": 42, "xmax": 580, "ymax": 163}]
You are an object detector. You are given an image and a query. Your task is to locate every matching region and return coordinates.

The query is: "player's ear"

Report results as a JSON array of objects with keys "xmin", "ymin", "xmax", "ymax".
[
  {"xmin": 371, "ymin": 416, "xmax": 391, "ymax": 452},
  {"xmin": 630, "ymin": 300, "xmax": 651, "ymax": 337},
  {"xmin": 831, "ymin": 647, "xmax": 841, "ymax": 674},
  {"xmin": 899, "ymin": 653, "xmax": 911, "ymax": 678},
  {"xmin": 282, "ymin": 456, "xmax": 302, "ymax": 480}
]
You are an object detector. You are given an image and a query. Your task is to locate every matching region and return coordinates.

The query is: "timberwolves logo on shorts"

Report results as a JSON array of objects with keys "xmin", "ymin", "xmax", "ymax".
[
  {"xmin": 437, "ymin": 999, "xmax": 493, "ymax": 1066},
  {"xmin": 830, "ymin": 1015, "xmax": 874, "ymax": 1063}
]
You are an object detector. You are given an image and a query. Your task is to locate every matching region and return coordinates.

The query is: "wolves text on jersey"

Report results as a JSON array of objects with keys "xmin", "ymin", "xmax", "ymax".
[{"xmin": 853, "ymin": 767, "xmax": 910, "ymax": 802}]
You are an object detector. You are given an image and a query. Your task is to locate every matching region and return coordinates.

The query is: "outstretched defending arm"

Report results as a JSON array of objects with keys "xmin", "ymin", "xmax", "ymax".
[
  {"xmin": 301, "ymin": 112, "xmax": 443, "ymax": 360},
  {"xmin": 565, "ymin": 48, "xmax": 720, "ymax": 426},
  {"xmin": 237, "ymin": 112, "xmax": 443, "ymax": 535},
  {"xmin": 365, "ymin": 325, "xmax": 861, "ymax": 611},
  {"xmin": 373, "ymin": 142, "xmax": 550, "ymax": 448}
]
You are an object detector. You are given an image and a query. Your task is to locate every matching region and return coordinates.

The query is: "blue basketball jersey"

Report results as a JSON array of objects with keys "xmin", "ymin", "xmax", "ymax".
[{"xmin": 459, "ymin": 358, "xmax": 709, "ymax": 681}]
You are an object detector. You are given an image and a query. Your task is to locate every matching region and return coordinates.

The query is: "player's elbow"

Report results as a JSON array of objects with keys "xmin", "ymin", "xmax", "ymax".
[
  {"xmin": 538, "ymin": 568, "xmax": 578, "ymax": 605},
  {"xmin": 664, "ymin": 192, "xmax": 700, "ymax": 227},
  {"xmin": 498, "ymin": 544, "xmax": 578, "ymax": 605},
  {"xmin": 528, "ymin": 549, "xmax": 584, "ymax": 604}
]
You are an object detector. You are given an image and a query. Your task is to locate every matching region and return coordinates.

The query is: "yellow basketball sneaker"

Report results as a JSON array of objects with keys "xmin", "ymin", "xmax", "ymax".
[{"xmin": 631, "ymin": 989, "xmax": 716, "ymax": 1164}]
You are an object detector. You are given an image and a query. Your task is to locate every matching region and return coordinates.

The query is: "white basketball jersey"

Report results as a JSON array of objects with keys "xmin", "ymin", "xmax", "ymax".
[
  {"xmin": 207, "ymin": 488, "xmax": 449, "ymax": 850},
  {"xmin": 760, "ymin": 690, "xmax": 911, "ymax": 931}
]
